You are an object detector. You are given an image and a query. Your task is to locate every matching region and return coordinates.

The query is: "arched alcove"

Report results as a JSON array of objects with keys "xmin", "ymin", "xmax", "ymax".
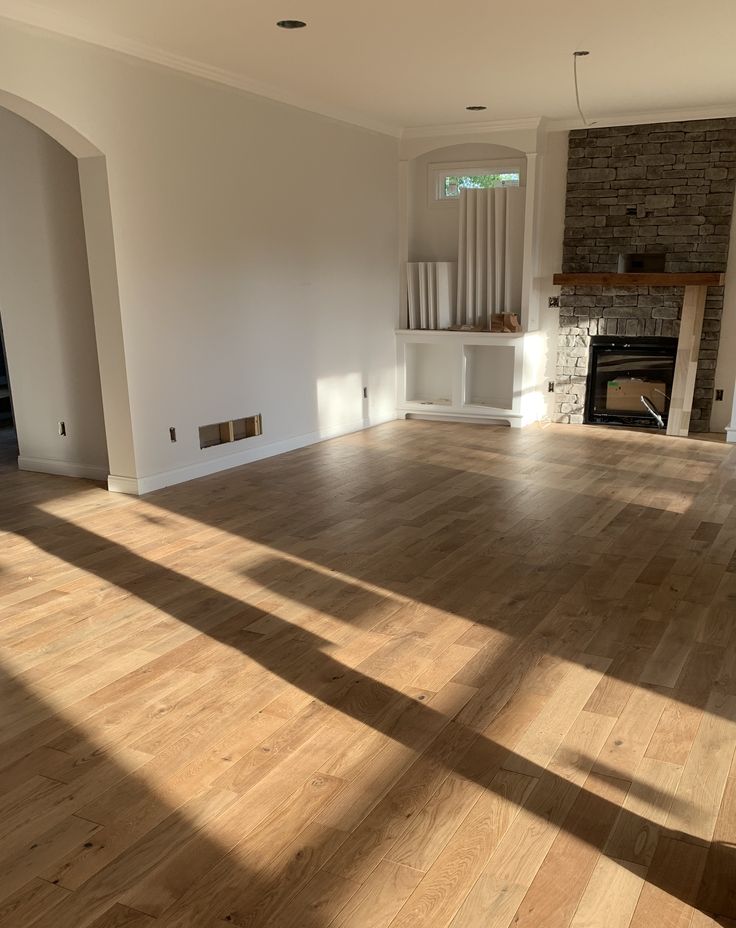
[
  {"xmin": 396, "ymin": 134, "xmax": 547, "ymax": 429},
  {"xmin": 406, "ymin": 141, "xmax": 528, "ymax": 265}
]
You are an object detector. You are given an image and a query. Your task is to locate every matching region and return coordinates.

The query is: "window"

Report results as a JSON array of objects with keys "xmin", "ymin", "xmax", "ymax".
[
  {"xmin": 429, "ymin": 160, "xmax": 523, "ymax": 206},
  {"xmin": 442, "ymin": 170, "xmax": 519, "ymax": 198}
]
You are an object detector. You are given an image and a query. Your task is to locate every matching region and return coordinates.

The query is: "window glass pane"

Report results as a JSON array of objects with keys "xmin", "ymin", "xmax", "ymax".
[{"xmin": 441, "ymin": 171, "xmax": 519, "ymax": 198}]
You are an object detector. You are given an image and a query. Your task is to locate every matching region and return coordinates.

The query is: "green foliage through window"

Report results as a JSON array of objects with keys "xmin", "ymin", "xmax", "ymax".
[{"xmin": 444, "ymin": 173, "xmax": 519, "ymax": 197}]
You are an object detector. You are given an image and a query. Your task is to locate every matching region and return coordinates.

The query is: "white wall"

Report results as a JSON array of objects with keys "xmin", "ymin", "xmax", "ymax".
[
  {"xmin": 408, "ymin": 143, "xmax": 526, "ymax": 263},
  {"xmin": 0, "ymin": 107, "xmax": 109, "ymax": 477},
  {"xmin": 0, "ymin": 19, "xmax": 399, "ymax": 491},
  {"xmin": 3, "ymin": 15, "xmax": 734, "ymax": 481},
  {"xmin": 712, "ymin": 210, "xmax": 736, "ymax": 432}
]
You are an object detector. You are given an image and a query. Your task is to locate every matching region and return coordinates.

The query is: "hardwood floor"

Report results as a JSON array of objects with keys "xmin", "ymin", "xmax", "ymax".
[{"xmin": 1, "ymin": 419, "xmax": 736, "ymax": 927}]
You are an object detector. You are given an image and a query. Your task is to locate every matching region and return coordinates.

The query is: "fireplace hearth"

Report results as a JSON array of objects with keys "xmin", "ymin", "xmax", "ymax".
[{"xmin": 585, "ymin": 335, "xmax": 677, "ymax": 429}]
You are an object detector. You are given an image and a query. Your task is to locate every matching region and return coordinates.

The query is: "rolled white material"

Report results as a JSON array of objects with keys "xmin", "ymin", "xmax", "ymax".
[
  {"xmin": 406, "ymin": 261, "xmax": 456, "ymax": 329},
  {"xmin": 456, "ymin": 187, "xmax": 524, "ymax": 326}
]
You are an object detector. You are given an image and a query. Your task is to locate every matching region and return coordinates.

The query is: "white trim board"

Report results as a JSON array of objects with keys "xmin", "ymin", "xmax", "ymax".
[
  {"xmin": 401, "ymin": 117, "xmax": 543, "ymax": 140},
  {"xmin": 106, "ymin": 474, "xmax": 141, "ymax": 495},
  {"xmin": 107, "ymin": 413, "xmax": 399, "ymax": 496},
  {"xmin": 18, "ymin": 455, "xmax": 108, "ymax": 482},
  {"xmin": 544, "ymin": 103, "xmax": 736, "ymax": 132},
  {"xmin": 403, "ymin": 411, "xmax": 531, "ymax": 429}
]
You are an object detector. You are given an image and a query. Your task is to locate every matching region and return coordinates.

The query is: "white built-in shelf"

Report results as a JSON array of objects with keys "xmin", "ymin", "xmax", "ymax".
[
  {"xmin": 395, "ymin": 328, "xmax": 524, "ymax": 339},
  {"xmin": 396, "ymin": 329, "xmax": 545, "ymax": 428},
  {"xmin": 464, "ymin": 344, "xmax": 515, "ymax": 409}
]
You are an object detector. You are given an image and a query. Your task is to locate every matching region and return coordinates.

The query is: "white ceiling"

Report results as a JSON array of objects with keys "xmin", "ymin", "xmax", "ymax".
[{"xmin": 3, "ymin": 0, "xmax": 736, "ymax": 134}]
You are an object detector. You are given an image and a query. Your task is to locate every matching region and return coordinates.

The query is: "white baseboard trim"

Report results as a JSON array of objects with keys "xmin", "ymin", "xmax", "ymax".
[
  {"xmin": 404, "ymin": 411, "xmax": 516, "ymax": 427},
  {"xmin": 107, "ymin": 474, "xmax": 143, "ymax": 494},
  {"xmin": 108, "ymin": 414, "xmax": 399, "ymax": 496},
  {"xmin": 401, "ymin": 410, "xmax": 538, "ymax": 429},
  {"xmin": 18, "ymin": 456, "xmax": 108, "ymax": 482}
]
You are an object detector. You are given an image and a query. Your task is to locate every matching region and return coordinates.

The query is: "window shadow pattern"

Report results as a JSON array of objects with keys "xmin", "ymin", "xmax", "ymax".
[{"xmin": 0, "ymin": 510, "xmax": 732, "ymax": 924}]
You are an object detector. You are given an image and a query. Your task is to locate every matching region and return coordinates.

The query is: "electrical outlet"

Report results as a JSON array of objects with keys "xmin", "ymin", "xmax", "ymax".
[
  {"xmin": 548, "ymin": 296, "xmax": 560, "ymax": 308},
  {"xmin": 169, "ymin": 427, "xmax": 177, "ymax": 442},
  {"xmin": 715, "ymin": 389, "xmax": 724, "ymax": 401},
  {"xmin": 548, "ymin": 381, "xmax": 555, "ymax": 393},
  {"xmin": 58, "ymin": 420, "xmax": 66, "ymax": 437}
]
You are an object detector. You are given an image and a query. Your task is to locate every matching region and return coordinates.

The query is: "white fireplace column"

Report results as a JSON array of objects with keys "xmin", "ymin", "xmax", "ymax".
[{"xmin": 726, "ymin": 383, "xmax": 736, "ymax": 443}]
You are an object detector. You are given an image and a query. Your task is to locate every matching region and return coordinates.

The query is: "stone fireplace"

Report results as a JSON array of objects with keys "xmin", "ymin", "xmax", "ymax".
[{"xmin": 555, "ymin": 118, "xmax": 736, "ymax": 430}]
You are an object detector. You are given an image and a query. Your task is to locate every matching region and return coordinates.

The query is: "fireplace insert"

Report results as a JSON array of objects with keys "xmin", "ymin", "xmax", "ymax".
[{"xmin": 584, "ymin": 335, "xmax": 678, "ymax": 429}]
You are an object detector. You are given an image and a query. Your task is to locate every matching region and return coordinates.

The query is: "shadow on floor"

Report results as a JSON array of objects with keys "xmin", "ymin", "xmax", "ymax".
[{"xmin": 1, "ymin": 501, "xmax": 734, "ymax": 923}]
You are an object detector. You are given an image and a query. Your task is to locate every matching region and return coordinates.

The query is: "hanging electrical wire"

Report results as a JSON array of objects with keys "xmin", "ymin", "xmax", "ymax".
[{"xmin": 573, "ymin": 50, "xmax": 596, "ymax": 127}]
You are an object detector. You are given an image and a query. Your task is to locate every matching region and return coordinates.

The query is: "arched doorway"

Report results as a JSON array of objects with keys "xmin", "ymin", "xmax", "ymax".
[{"xmin": 0, "ymin": 91, "xmax": 137, "ymax": 488}]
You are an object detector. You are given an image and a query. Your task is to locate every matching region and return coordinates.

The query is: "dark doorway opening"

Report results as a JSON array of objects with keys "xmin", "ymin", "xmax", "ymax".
[
  {"xmin": 0, "ymin": 323, "xmax": 12, "ymax": 430},
  {"xmin": 0, "ymin": 321, "xmax": 18, "ymax": 472},
  {"xmin": 584, "ymin": 335, "xmax": 678, "ymax": 429}
]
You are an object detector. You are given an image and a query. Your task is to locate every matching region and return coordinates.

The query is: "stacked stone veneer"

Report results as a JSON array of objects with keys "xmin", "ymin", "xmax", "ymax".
[{"xmin": 556, "ymin": 118, "xmax": 736, "ymax": 430}]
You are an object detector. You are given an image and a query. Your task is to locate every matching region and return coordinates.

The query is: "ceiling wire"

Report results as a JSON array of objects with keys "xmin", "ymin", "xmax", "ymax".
[{"xmin": 573, "ymin": 51, "xmax": 596, "ymax": 127}]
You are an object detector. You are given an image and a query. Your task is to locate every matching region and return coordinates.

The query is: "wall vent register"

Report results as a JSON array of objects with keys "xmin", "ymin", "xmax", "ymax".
[{"xmin": 199, "ymin": 414, "xmax": 262, "ymax": 449}]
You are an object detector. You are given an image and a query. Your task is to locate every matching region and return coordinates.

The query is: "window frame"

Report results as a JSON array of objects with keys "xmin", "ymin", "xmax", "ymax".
[{"xmin": 428, "ymin": 158, "xmax": 525, "ymax": 209}]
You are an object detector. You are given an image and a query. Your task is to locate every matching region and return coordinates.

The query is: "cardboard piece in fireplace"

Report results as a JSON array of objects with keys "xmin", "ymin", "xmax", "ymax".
[{"xmin": 606, "ymin": 378, "xmax": 666, "ymax": 412}]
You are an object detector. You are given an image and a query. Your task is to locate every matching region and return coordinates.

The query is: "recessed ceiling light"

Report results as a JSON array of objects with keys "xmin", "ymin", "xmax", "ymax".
[
  {"xmin": 466, "ymin": 105, "xmax": 487, "ymax": 111},
  {"xmin": 277, "ymin": 19, "xmax": 307, "ymax": 29}
]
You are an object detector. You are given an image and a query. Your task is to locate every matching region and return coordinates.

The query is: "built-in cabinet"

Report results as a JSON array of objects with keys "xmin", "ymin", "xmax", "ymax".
[
  {"xmin": 397, "ymin": 125, "xmax": 545, "ymax": 429},
  {"xmin": 396, "ymin": 329, "xmax": 545, "ymax": 428}
]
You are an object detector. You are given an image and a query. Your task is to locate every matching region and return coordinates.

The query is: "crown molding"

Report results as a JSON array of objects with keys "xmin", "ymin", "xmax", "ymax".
[
  {"xmin": 545, "ymin": 102, "xmax": 736, "ymax": 132},
  {"xmin": 401, "ymin": 116, "xmax": 543, "ymax": 140},
  {"xmin": 405, "ymin": 103, "xmax": 736, "ymax": 141},
  {"xmin": 1, "ymin": 2, "xmax": 734, "ymax": 144},
  {"xmin": 0, "ymin": 1, "xmax": 402, "ymax": 138}
]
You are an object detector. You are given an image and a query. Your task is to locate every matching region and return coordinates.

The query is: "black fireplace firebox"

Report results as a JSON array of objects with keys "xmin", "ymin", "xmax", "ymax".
[{"xmin": 584, "ymin": 335, "xmax": 678, "ymax": 429}]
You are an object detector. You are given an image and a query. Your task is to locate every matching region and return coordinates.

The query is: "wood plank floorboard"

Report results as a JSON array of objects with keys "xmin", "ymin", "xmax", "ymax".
[{"xmin": 1, "ymin": 420, "xmax": 736, "ymax": 927}]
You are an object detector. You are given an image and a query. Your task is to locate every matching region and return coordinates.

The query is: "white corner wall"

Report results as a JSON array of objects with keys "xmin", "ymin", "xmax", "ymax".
[
  {"xmin": 0, "ymin": 19, "xmax": 399, "ymax": 493},
  {"xmin": 712, "ymin": 205, "xmax": 736, "ymax": 433},
  {"xmin": 535, "ymin": 129, "xmax": 570, "ymax": 417},
  {"xmin": 0, "ymin": 107, "xmax": 109, "ymax": 479}
]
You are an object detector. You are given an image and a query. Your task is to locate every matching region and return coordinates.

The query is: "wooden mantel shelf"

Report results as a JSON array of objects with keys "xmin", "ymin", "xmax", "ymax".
[{"xmin": 553, "ymin": 272, "xmax": 725, "ymax": 287}]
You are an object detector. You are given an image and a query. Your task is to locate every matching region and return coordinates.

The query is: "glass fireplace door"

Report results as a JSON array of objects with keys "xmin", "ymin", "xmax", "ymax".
[{"xmin": 585, "ymin": 337, "xmax": 678, "ymax": 428}]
